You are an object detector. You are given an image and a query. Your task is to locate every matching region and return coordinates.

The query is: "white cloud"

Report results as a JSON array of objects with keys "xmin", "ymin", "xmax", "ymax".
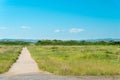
[
  {"xmin": 69, "ymin": 28, "xmax": 84, "ymax": 33},
  {"xmin": 54, "ymin": 28, "xmax": 84, "ymax": 33},
  {"xmin": 54, "ymin": 29, "xmax": 63, "ymax": 33},
  {"xmin": 21, "ymin": 26, "xmax": 30, "ymax": 29},
  {"xmin": 0, "ymin": 27, "xmax": 7, "ymax": 30}
]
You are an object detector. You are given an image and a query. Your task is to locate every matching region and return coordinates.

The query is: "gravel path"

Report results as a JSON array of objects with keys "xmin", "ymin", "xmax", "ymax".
[
  {"xmin": 4, "ymin": 47, "xmax": 41, "ymax": 76},
  {"xmin": 0, "ymin": 47, "xmax": 120, "ymax": 80}
]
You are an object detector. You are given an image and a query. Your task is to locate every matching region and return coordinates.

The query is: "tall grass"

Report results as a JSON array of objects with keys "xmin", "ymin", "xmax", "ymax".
[
  {"xmin": 0, "ymin": 45, "xmax": 21, "ymax": 73},
  {"xmin": 28, "ymin": 45, "xmax": 120, "ymax": 75}
]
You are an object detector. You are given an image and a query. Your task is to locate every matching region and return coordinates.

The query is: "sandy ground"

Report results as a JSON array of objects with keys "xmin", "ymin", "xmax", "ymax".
[{"xmin": 0, "ymin": 47, "xmax": 120, "ymax": 80}]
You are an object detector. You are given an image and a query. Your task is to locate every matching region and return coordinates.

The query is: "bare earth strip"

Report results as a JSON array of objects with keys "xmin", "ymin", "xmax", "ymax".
[
  {"xmin": 0, "ymin": 47, "xmax": 120, "ymax": 80},
  {"xmin": 7, "ymin": 47, "xmax": 40, "ymax": 75},
  {"xmin": 3, "ymin": 47, "xmax": 51, "ymax": 76}
]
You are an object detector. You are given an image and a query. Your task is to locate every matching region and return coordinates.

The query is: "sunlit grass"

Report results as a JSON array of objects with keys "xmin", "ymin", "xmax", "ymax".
[
  {"xmin": 0, "ymin": 45, "xmax": 21, "ymax": 73},
  {"xmin": 28, "ymin": 45, "xmax": 120, "ymax": 75}
]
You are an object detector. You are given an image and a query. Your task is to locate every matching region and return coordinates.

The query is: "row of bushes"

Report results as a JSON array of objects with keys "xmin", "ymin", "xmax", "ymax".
[
  {"xmin": 0, "ymin": 40, "xmax": 120, "ymax": 46},
  {"xmin": 0, "ymin": 40, "xmax": 30, "ymax": 45},
  {"xmin": 35, "ymin": 40, "xmax": 120, "ymax": 45}
]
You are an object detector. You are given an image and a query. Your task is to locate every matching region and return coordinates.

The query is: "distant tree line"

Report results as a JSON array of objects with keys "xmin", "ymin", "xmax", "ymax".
[
  {"xmin": 0, "ymin": 40, "xmax": 120, "ymax": 46},
  {"xmin": 35, "ymin": 40, "xmax": 120, "ymax": 45},
  {"xmin": 0, "ymin": 40, "xmax": 30, "ymax": 45}
]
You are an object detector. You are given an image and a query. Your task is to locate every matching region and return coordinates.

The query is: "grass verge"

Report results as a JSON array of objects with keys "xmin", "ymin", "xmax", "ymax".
[
  {"xmin": 0, "ymin": 45, "xmax": 21, "ymax": 73},
  {"xmin": 28, "ymin": 45, "xmax": 120, "ymax": 75}
]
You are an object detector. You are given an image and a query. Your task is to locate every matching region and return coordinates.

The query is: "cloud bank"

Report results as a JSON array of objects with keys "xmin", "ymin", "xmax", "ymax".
[
  {"xmin": 69, "ymin": 28, "xmax": 84, "ymax": 33},
  {"xmin": 0, "ymin": 27, "xmax": 7, "ymax": 30},
  {"xmin": 21, "ymin": 26, "xmax": 30, "ymax": 29},
  {"xmin": 54, "ymin": 28, "xmax": 84, "ymax": 33}
]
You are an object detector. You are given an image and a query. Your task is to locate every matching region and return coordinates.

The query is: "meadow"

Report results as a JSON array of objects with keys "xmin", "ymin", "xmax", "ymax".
[
  {"xmin": 28, "ymin": 45, "xmax": 120, "ymax": 75},
  {"xmin": 0, "ymin": 45, "xmax": 21, "ymax": 73}
]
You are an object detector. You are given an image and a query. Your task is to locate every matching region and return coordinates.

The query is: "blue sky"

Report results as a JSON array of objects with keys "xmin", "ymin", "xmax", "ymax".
[{"xmin": 0, "ymin": 0, "xmax": 120, "ymax": 40}]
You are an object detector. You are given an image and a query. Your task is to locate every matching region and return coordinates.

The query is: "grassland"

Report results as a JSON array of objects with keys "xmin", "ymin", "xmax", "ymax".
[
  {"xmin": 28, "ymin": 45, "xmax": 120, "ymax": 76},
  {"xmin": 0, "ymin": 45, "xmax": 21, "ymax": 73}
]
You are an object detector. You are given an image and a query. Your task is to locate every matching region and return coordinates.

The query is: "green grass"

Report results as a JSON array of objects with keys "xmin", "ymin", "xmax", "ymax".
[
  {"xmin": 0, "ymin": 45, "xmax": 21, "ymax": 73},
  {"xmin": 28, "ymin": 45, "xmax": 120, "ymax": 75}
]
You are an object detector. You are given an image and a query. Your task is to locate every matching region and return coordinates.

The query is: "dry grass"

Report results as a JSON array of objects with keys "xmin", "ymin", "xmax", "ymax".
[
  {"xmin": 28, "ymin": 45, "xmax": 120, "ymax": 75},
  {"xmin": 0, "ymin": 45, "xmax": 21, "ymax": 73}
]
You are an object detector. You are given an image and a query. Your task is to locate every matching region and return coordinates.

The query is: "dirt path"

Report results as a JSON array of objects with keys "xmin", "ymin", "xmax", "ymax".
[{"xmin": 3, "ymin": 47, "xmax": 49, "ymax": 76}]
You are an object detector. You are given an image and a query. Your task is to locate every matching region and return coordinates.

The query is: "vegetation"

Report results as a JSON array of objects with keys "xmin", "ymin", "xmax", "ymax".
[
  {"xmin": 36, "ymin": 40, "xmax": 120, "ymax": 45},
  {"xmin": 0, "ymin": 40, "xmax": 120, "ymax": 75},
  {"xmin": 29, "ymin": 45, "xmax": 120, "ymax": 75},
  {"xmin": 0, "ymin": 45, "xmax": 21, "ymax": 73},
  {"xmin": 0, "ymin": 40, "xmax": 30, "ymax": 45}
]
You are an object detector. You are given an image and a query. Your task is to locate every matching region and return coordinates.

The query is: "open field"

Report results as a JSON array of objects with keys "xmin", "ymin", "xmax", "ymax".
[
  {"xmin": 28, "ymin": 45, "xmax": 120, "ymax": 76},
  {"xmin": 0, "ymin": 45, "xmax": 22, "ymax": 73}
]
